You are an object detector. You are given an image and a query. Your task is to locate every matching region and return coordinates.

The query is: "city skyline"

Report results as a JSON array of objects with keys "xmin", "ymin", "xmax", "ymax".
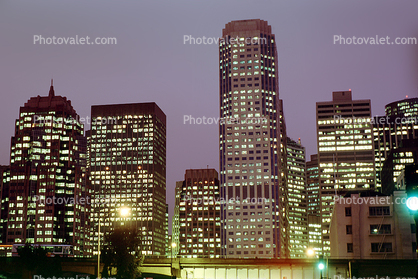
[{"xmin": 1, "ymin": 1, "xmax": 418, "ymax": 230}]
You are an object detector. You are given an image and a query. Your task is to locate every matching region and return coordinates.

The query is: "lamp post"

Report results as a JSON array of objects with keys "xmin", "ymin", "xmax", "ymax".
[
  {"xmin": 307, "ymin": 248, "xmax": 326, "ymax": 279},
  {"xmin": 318, "ymin": 261, "xmax": 325, "ymax": 279},
  {"xmin": 97, "ymin": 218, "xmax": 101, "ymax": 279},
  {"xmin": 97, "ymin": 206, "xmax": 131, "ymax": 278},
  {"xmin": 171, "ymin": 242, "xmax": 177, "ymax": 278},
  {"xmin": 406, "ymin": 193, "xmax": 418, "ymax": 278}
]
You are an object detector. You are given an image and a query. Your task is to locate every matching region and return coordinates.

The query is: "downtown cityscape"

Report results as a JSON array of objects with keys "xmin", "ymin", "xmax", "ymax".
[{"xmin": 1, "ymin": 1, "xmax": 418, "ymax": 279}]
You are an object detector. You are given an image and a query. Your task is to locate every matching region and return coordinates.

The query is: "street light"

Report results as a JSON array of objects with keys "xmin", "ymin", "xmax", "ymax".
[
  {"xmin": 171, "ymin": 242, "xmax": 177, "ymax": 278},
  {"xmin": 318, "ymin": 257, "xmax": 325, "ymax": 279},
  {"xmin": 406, "ymin": 196, "xmax": 418, "ymax": 211},
  {"xmin": 120, "ymin": 206, "xmax": 131, "ymax": 217},
  {"xmin": 404, "ymin": 165, "xmax": 418, "ymax": 278},
  {"xmin": 306, "ymin": 248, "xmax": 315, "ymax": 257},
  {"xmin": 97, "ymin": 207, "xmax": 131, "ymax": 279}
]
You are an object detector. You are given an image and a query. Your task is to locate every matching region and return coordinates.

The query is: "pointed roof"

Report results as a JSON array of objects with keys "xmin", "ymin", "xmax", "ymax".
[{"xmin": 49, "ymin": 79, "xmax": 55, "ymax": 97}]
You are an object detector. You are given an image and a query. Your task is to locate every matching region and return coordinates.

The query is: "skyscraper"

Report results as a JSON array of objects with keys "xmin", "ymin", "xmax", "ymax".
[
  {"xmin": 174, "ymin": 169, "xmax": 221, "ymax": 258},
  {"xmin": 286, "ymin": 138, "xmax": 307, "ymax": 258},
  {"xmin": 172, "ymin": 181, "xmax": 183, "ymax": 257},
  {"xmin": 2, "ymin": 82, "xmax": 91, "ymax": 256},
  {"xmin": 306, "ymin": 154, "xmax": 320, "ymax": 217},
  {"xmin": 381, "ymin": 139, "xmax": 418, "ymax": 195},
  {"xmin": 0, "ymin": 165, "xmax": 10, "ymax": 247},
  {"xmin": 219, "ymin": 19, "xmax": 289, "ymax": 258},
  {"xmin": 306, "ymin": 154, "xmax": 321, "ymax": 256},
  {"xmin": 373, "ymin": 97, "xmax": 418, "ymax": 190},
  {"xmin": 316, "ymin": 90, "xmax": 375, "ymax": 256},
  {"xmin": 90, "ymin": 102, "xmax": 167, "ymax": 255}
]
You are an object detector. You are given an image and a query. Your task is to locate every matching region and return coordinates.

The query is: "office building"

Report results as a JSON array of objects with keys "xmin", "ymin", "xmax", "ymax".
[
  {"xmin": 219, "ymin": 19, "xmax": 289, "ymax": 258},
  {"xmin": 0, "ymin": 166, "xmax": 10, "ymax": 250},
  {"xmin": 306, "ymin": 154, "xmax": 320, "ymax": 217},
  {"xmin": 307, "ymin": 215, "xmax": 321, "ymax": 257},
  {"xmin": 330, "ymin": 191, "xmax": 416, "ymax": 259},
  {"xmin": 164, "ymin": 204, "xmax": 169, "ymax": 256},
  {"xmin": 286, "ymin": 138, "xmax": 308, "ymax": 258},
  {"xmin": 174, "ymin": 169, "xmax": 221, "ymax": 258},
  {"xmin": 172, "ymin": 181, "xmax": 182, "ymax": 258},
  {"xmin": 90, "ymin": 102, "xmax": 167, "ymax": 255},
  {"xmin": 373, "ymin": 97, "xmax": 418, "ymax": 190},
  {"xmin": 316, "ymin": 90, "xmax": 375, "ymax": 255},
  {"xmin": 306, "ymin": 154, "xmax": 322, "ymax": 256},
  {"xmin": 2, "ymin": 82, "xmax": 91, "ymax": 256},
  {"xmin": 381, "ymin": 139, "xmax": 418, "ymax": 195}
]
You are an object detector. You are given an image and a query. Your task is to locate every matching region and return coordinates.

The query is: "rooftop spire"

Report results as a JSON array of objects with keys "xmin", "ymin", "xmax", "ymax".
[{"xmin": 49, "ymin": 79, "xmax": 55, "ymax": 97}]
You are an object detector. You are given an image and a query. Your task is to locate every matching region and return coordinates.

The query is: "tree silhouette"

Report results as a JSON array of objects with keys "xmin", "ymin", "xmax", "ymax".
[
  {"xmin": 101, "ymin": 226, "xmax": 143, "ymax": 279},
  {"xmin": 18, "ymin": 243, "xmax": 62, "ymax": 278}
]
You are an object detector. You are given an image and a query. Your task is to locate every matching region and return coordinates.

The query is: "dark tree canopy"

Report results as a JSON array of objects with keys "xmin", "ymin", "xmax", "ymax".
[{"xmin": 101, "ymin": 226, "xmax": 143, "ymax": 279}]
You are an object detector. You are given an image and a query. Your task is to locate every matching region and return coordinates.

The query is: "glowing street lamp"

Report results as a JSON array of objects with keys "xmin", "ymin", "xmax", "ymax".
[
  {"xmin": 306, "ymin": 248, "xmax": 315, "ymax": 257},
  {"xmin": 97, "ymin": 207, "xmax": 131, "ymax": 278},
  {"xmin": 318, "ymin": 257, "xmax": 325, "ymax": 279},
  {"xmin": 120, "ymin": 206, "xmax": 131, "ymax": 217}
]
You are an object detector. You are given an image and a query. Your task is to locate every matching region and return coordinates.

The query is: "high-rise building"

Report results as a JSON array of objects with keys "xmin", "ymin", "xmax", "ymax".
[
  {"xmin": 306, "ymin": 154, "xmax": 321, "ymax": 256},
  {"xmin": 219, "ymin": 19, "xmax": 289, "ymax": 258},
  {"xmin": 174, "ymin": 169, "xmax": 221, "ymax": 258},
  {"xmin": 2, "ymin": 82, "xmax": 91, "ymax": 256},
  {"xmin": 164, "ymin": 204, "xmax": 169, "ymax": 256},
  {"xmin": 286, "ymin": 138, "xmax": 308, "ymax": 258},
  {"xmin": 172, "ymin": 180, "xmax": 182, "ymax": 257},
  {"xmin": 0, "ymin": 165, "xmax": 10, "ymax": 247},
  {"xmin": 316, "ymin": 90, "xmax": 375, "ymax": 256},
  {"xmin": 373, "ymin": 97, "xmax": 418, "ymax": 190},
  {"xmin": 306, "ymin": 154, "xmax": 320, "ymax": 217},
  {"xmin": 381, "ymin": 139, "xmax": 418, "ymax": 195},
  {"xmin": 90, "ymin": 102, "xmax": 167, "ymax": 255}
]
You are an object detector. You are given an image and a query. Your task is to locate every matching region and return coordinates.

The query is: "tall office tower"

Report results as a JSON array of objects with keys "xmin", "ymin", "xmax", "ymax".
[
  {"xmin": 3, "ymin": 83, "xmax": 90, "ymax": 256},
  {"xmin": 306, "ymin": 154, "xmax": 320, "ymax": 216},
  {"xmin": 219, "ymin": 19, "xmax": 289, "ymax": 258},
  {"xmin": 172, "ymin": 181, "xmax": 182, "ymax": 257},
  {"xmin": 164, "ymin": 204, "xmax": 169, "ymax": 256},
  {"xmin": 175, "ymin": 169, "xmax": 221, "ymax": 258},
  {"xmin": 0, "ymin": 166, "xmax": 10, "ymax": 246},
  {"xmin": 90, "ymin": 102, "xmax": 167, "ymax": 255},
  {"xmin": 306, "ymin": 154, "xmax": 322, "ymax": 256},
  {"xmin": 286, "ymin": 138, "xmax": 307, "ymax": 258},
  {"xmin": 373, "ymin": 97, "xmax": 418, "ymax": 190},
  {"xmin": 381, "ymin": 139, "xmax": 418, "ymax": 195},
  {"xmin": 316, "ymin": 90, "xmax": 375, "ymax": 256}
]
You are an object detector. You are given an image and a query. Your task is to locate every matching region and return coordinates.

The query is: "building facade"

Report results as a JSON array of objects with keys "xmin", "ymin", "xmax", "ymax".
[
  {"xmin": 90, "ymin": 102, "xmax": 167, "ymax": 255},
  {"xmin": 330, "ymin": 191, "xmax": 416, "ymax": 259},
  {"xmin": 2, "ymin": 83, "xmax": 91, "ymax": 256},
  {"xmin": 306, "ymin": 154, "xmax": 321, "ymax": 256},
  {"xmin": 174, "ymin": 169, "xmax": 221, "ymax": 258},
  {"xmin": 316, "ymin": 90, "xmax": 375, "ymax": 256},
  {"xmin": 219, "ymin": 19, "xmax": 289, "ymax": 258},
  {"xmin": 306, "ymin": 154, "xmax": 320, "ymax": 217},
  {"xmin": 381, "ymin": 139, "xmax": 418, "ymax": 195},
  {"xmin": 172, "ymin": 181, "xmax": 183, "ymax": 257},
  {"xmin": 0, "ymin": 166, "xmax": 10, "ymax": 248},
  {"xmin": 286, "ymin": 138, "xmax": 308, "ymax": 258},
  {"xmin": 373, "ymin": 97, "xmax": 418, "ymax": 190}
]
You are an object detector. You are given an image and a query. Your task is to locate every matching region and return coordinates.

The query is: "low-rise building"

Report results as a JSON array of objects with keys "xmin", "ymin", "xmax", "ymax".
[{"xmin": 330, "ymin": 191, "xmax": 416, "ymax": 259}]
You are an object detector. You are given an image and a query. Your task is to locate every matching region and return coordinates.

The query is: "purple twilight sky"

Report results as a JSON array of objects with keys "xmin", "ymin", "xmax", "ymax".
[{"xmin": 1, "ymin": 0, "xmax": 418, "ymax": 232}]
